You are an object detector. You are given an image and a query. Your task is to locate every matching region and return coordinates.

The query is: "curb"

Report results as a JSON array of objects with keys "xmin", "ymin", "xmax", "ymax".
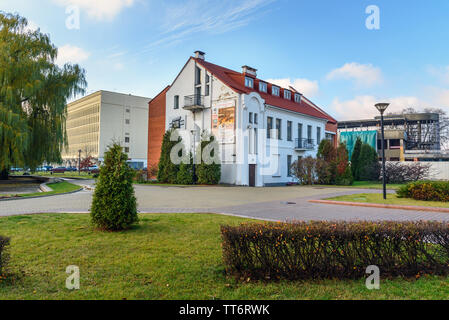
[
  {"xmin": 309, "ymin": 199, "xmax": 449, "ymax": 213},
  {"xmin": 0, "ymin": 185, "xmax": 84, "ymax": 202}
]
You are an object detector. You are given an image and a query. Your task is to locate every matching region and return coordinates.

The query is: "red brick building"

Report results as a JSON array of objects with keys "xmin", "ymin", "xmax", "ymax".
[{"xmin": 147, "ymin": 85, "xmax": 170, "ymax": 177}]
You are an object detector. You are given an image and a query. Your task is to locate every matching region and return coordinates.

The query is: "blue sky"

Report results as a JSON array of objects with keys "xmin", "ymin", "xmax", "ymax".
[{"xmin": 2, "ymin": 0, "xmax": 449, "ymax": 120}]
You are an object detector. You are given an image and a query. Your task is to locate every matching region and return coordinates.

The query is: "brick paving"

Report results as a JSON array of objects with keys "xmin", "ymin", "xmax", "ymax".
[{"xmin": 1, "ymin": 180, "xmax": 449, "ymax": 222}]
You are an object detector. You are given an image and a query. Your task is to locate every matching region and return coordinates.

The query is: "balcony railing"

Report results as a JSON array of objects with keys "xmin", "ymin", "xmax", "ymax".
[
  {"xmin": 295, "ymin": 138, "xmax": 315, "ymax": 150},
  {"xmin": 183, "ymin": 94, "xmax": 205, "ymax": 111}
]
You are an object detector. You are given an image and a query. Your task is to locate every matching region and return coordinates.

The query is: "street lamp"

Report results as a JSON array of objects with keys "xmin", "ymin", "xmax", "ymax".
[
  {"xmin": 375, "ymin": 103, "xmax": 390, "ymax": 200},
  {"xmin": 78, "ymin": 149, "xmax": 82, "ymax": 176}
]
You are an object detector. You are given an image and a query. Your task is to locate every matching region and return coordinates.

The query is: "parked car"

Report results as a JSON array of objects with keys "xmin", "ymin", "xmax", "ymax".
[
  {"xmin": 66, "ymin": 166, "xmax": 78, "ymax": 172},
  {"xmin": 10, "ymin": 167, "xmax": 23, "ymax": 172},
  {"xmin": 51, "ymin": 167, "xmax": 67, "ymax": 173}
]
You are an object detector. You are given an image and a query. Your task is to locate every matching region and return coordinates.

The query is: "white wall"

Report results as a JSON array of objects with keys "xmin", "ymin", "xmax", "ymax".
[
  {"xmin": 99, "ymin": 91, "xmax": 150, "ymax": 166},
  {"xmin": 387, "ymin": 161, "xmax": 449, "ymax": 180},
  {"xmin": 166, "ymin": 58, "xmax": 329, "ymax": 186}
]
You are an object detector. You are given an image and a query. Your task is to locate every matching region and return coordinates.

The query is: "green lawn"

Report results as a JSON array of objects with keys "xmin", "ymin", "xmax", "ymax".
[
  {"xmin": 1, "ymin": 213, "xmax": 449, "ymax": 300},
  {"xmin": 11, "ymin": 171, "xmax": 94, "ymax": 180},
  {"xmin": 317, "ymin": 181, "xmax": 405, "ymax": 190},
  {"xmin": 327, "ymin": 193, "xmax": 449, "ymax": 208},
  {"xmin": 0, "ymin": 181, "xmax": 81, "ymax": 198}
]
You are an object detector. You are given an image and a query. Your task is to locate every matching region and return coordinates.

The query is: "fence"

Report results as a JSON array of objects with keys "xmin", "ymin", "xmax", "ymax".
[{"xmin": 385, "ymin": 161, "xmax": 449, "ymax": 180}]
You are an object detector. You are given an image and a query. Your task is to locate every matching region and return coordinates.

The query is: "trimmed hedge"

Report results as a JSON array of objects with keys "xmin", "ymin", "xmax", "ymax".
[
  {"xmin": 0, "ymin": 236, "xmax": 10, "ymax": 275},
  {"xmin": 397, "ymin": 181, "xmax": 449, "ymax": 202},
  {"xmin": 221, "ymin": 221, "xmax": 449, "ymax": 280}
]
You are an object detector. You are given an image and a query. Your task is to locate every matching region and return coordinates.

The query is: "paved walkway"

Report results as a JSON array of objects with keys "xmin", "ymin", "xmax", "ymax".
[{"xmin": 1, "ymin": 179, "xmax": 449, "ymax": 222}]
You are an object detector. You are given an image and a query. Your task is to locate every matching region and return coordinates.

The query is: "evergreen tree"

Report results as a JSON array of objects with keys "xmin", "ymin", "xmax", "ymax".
[
  {"xmin": 358, "ymin": 143, "xmax": 380, "ymax": 181},
  {"xmin": 157, "ymin": 129, "xmax": 181, "ymax": 183},
  {"xmin": 351, "ymin": 137, "xmax": 363, "ymax": 180},
  {"xmin": 90, "ymin": 143, "xmax": 138, "ymax": 231},
  {"xmin": 317, "ymin": 139, "xmax": 336, "ymax": 162},
  {"xmin": 177, "ymin": 153, "xmax": 194, "ymax": 185},
  {"xmin": 196, "ymin": 132, "xmax": 221, "ymax": 185},
  {"xmin": 0, "ymin": 13, "xmax": 86, "ymax": 179}
]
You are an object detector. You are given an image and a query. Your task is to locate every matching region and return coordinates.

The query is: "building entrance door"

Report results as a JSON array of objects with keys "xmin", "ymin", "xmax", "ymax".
[{"xmin": 249, "ymin": 164, "xmax": 256, "ymax": 187}]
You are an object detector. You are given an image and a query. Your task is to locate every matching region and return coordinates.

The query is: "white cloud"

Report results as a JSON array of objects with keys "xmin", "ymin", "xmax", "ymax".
[
  {"xmin": 326, "ymin": 62, "xmax": 383, "ymax": 87},
  {"xmin": 427, "ymin": 87, "xmax": 449, "ymax": 108},
  {"xmin": 266, "ymin": 78, "xmax": 319, "ymax": 97},
  {"xmin": 332, "ymin": 95, "xmax": 429, "ymax": 120},
  {"xmin": 56, "ymin": 45, "xmax": 90, "ymax": 66},
  {"xmin": 53, "ymin": 0, "xmax": 135, "ymax": 21},
  {"xmin": 142, "ymin": 0, "xmax": 275, "ymax": 51}
]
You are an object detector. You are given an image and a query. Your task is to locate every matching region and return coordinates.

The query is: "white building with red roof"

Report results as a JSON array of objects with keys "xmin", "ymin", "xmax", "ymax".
[{"xmin": 149, "ymin": 51, "xmax": 337, "ymax": 186}]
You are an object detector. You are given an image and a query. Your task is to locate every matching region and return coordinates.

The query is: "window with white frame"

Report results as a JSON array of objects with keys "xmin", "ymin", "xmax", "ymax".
[
  {"xmin": 284, "ymin": 90, "xmax": 291, "ymax": 100},
  {"xmin": 259, "ymin": 82, "xmax": 267, "ymax": 93},
  {"xmin": 245, "ymin": 76, "xmax": 254, "ymax": 88},
  {"xmin": 272, "ymin": 86, "xmax": 280, "ymax": 96},
  {"xmin": 294, "ymin": 93, "xmax": 302, "ymax": 103}
]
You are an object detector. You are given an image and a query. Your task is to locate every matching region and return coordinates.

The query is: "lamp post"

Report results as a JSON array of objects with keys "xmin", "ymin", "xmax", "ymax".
[
  {"xmin": 78, "ymin": 149, "xmax": 82, "ymax": 176},
  {"xmin": 375, "ymin": 103, "xmax": 390, "ymax": 200}
]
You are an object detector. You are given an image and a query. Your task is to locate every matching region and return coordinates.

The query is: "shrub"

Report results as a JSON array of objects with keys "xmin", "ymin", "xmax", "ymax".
[
  {"xmin": 134, "ymin": 169, "xmax": 147, "ymax": 183},
  {"xmin": 0, "ymin": 236, "xmax": 10, "ymax": 275},
  {"xmin": 177, "ymin": 154, "xmax": 195, "ymax": 185},
  {"xmin": 384, "ymin": 162, "xmax": 431, "ymax": 184},
  {"xmin": 221, "ymin": 221, "xmax": 449, "ymax": 280},
  {"xmin": 357, "ymin": 144, "xmax": 380, "ymax": 181},
  {"xmin": 291, "ymin": 156, "xmax": 316, "ymax": 185},
  {"xmin": 147, "ymin": 163, "xmax": 158, "ymax": 179},
  {"xmin": 335, "ymin": 142, "xmax": 353, "ymax": 186},
  {"xmin": 157, "ymin": 129, "xmax": 181, "ymax": 184},
  {"xmin": 90, "ymin": 143, "xmax": 138, "ymax": 231},
  {"xmin": 350, "ymin": 137, "xmax": 362, "ymax": 180},
  {"xmin": 317, "ymin": 139, "xmax": 336, "ymax": 162},
  {"xmin": 397, "ymin": 181, "xmax": 449, "ymax": 202},
  {"xmin": 196, "ymin": 133, "xmax": 221, "ymax": 185}
]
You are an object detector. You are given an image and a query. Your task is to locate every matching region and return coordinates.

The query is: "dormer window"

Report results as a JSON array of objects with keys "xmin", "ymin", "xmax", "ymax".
[
  {"xmin": 284, "ymin": 90, "xmax": 291, "ymax": 100},
  {"xmin": 272, "ymin": 86, "xmax": 280, "ymax": 96},
  {"xmin": 259, "ymin": 81, "xmax": 267, "ymax": 93},
  {"xmin": 245, "ymin": 76, "xmax": 254, "ymax": 88},
  {"xmin": 294, "ymin": 93, "xmax": 302, "ymax": 103}
]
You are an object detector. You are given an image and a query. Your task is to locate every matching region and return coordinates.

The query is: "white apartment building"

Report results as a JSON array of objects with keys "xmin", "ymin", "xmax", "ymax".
[
  {"xmin": 159, "ymin": 51, "xmax": 337, "ymax": 186},
  {"xmin": 62, "ymin": 90, "xmax": 151, "ymax": 169}
]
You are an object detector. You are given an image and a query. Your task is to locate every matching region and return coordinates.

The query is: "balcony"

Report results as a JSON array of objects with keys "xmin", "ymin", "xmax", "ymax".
[
  {"xmin": 183, "ymin": 94, "xmax": 206, "ymax": 112},
  {"xmin": 295, "ymin": 138, "xmax": 315, "ymax": 150}
]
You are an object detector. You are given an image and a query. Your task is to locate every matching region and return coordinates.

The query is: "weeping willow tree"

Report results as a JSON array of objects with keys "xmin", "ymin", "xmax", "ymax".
[{"xmin": 0, "ymin": 12, "xmax": 86, "ymax": 179}]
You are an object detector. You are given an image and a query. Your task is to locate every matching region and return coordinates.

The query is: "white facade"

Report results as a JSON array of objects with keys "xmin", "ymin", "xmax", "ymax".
[
  {"xmin": 165, "ymin": 56, "xmax": 329, "ymax": 186},
  {"xmin": 63, "ymin": 90, "xmax": 151, "ymax": 169}
]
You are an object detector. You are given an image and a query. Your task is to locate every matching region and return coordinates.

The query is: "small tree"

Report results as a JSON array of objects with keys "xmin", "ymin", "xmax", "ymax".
[
  {"xmin": 335, "ymin": 142, "xmax": 353, "ymax": 186},
  {"xmin": 177, "ymin": 153, "xmax": 195, "ymax": 185},
  {"xmin": 90, "ymin": 143, "xmax": 138, "ymax": 231},
  {"xmin": 80, "ymin": 155, "xmax": 95, "ymax": 171},
  {"xmin": 357, "ymin": 143, "xmax": 380, "ymax": 181},
  {"xmin": 351, "ymin": 138, "xmax": 363, "ymax": 180},
  {"xmin": 291, "ymin": 156, "xmax": 316, "ymax": 185},
  {"xmin": 317, "ymin": 139, "xmax": 336, "ymax": 162},
  {"xmin": 196, "ymin": 133, "xmax": 221, "ymax": 185},
  {"xmin": 157, "ymin": 129, "xmax": 181, "ymax": 184}
]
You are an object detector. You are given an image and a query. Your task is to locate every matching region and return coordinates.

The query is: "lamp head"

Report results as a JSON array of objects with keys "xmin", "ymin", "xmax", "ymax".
[{"xmin": 375, "ymin": 103, "xmax": 390, "ymax": 114}]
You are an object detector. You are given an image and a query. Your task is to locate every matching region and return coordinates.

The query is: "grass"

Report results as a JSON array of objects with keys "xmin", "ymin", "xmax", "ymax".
[
  {"xmin": 1, "ymin": 213, "xmax": 449, "ymax": 300},
  {"xmin": 316, "ymin": 181, "xmax": 405, "ymax": 190},
  {"xmin": 11, "ymin": 171, "xmax": 94, "ymax": 180},
  {"xmin": 327, "ymin": 193, "xmax": 449, "ymax": 208},
  {"xmin": 0, "ymin": 181, "xmax": 81, "ymax": 198}
]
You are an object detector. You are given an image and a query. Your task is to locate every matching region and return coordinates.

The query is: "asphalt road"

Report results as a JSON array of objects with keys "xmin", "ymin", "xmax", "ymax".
[{"xmin": 1, "ymin": 179, "xmax": 449, "ymax": 222}]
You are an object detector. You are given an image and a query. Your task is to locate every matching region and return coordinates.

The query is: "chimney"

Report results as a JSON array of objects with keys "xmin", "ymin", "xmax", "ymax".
[
  {"xmin": 242, "ymin": 65, "xmax": 257, "ymax": 77},
  {"xmin": 194, "ymin": 50, "xmax": 205, "ymax": 60}
]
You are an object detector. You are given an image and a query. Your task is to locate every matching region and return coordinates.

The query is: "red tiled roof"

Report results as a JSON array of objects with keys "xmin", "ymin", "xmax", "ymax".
[{"xmin": 194, "ymin": 58, "xmax": 337, "ymax": 126}]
